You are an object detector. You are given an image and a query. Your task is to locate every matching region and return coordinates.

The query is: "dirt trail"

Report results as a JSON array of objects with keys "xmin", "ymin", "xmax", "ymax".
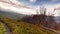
[
  {"xmin": 0, "ymin": 21, "xmax": 11, "ymax": 34},
  {"xmin": 41, "ymin": 25, "xmax": 60, "ymax": 34}
]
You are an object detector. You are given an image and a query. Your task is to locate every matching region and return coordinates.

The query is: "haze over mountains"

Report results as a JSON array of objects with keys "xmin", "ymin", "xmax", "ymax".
[
  {"xmin": 0, "ymin": 0, "xmax": 60, "ymax": 22},
  {"xmin": 0, "ymin": 0, "xmax": 37, "ymax": 19}
]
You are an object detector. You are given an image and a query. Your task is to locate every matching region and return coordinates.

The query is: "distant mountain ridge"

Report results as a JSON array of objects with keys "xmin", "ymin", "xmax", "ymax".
[{"xmin": 0, "ymin": 10, "xmax": 27, "ymax": 19}]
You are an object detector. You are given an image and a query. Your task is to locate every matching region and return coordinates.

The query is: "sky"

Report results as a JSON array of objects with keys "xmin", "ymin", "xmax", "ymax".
[
  {"xmin": 0, "ymin": 0, "xmax": 60, "ymax": 16},
  {"xmin": 0, "ymin": 0, "xmax": 37, "ymax": 15},
  {"xmin": 18, "ymin": 0, "xmax": 60, "ymax": 7},
  {"xmin": 17, "ymin": 0, "xmax": 60, "ymax": 16}
]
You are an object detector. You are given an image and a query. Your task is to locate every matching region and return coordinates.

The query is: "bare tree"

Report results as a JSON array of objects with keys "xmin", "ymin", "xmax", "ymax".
[{"xmin": 36, "ymin": 6, "xmax": 46, "ymax": 15}]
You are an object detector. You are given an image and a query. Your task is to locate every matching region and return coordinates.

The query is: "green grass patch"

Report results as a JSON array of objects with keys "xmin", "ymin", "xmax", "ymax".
[{"xmin": 0, "ymin": 23, "xmax": 6, "ymax": 34}]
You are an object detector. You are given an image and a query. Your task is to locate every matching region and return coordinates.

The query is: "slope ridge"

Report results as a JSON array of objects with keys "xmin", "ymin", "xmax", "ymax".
[{"xmin": 0, "ymin": 17, "xmax": 57, "ymax": 34}]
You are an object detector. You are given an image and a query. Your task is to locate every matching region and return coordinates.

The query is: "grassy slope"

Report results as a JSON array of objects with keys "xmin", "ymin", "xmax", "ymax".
[
  {"xmin": 0, "ymin": 17, "xmax": 56, "ymax": 34},
  {"xmin": 0, "ymin": 22, "xmax": 6, "ymax": 34}
]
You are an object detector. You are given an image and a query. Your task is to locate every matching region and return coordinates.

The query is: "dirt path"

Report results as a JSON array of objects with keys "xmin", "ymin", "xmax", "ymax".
[
  {"xmin": 0, "ymin": 22, "xmax": 11, "ymax": 34},
  {"xmin": 43, "ymin": 16, "xmax": 60, "ymax": 34},
  {"xmin": 41, "ymin": 25, "xmax": 60, "ymax": 34}
]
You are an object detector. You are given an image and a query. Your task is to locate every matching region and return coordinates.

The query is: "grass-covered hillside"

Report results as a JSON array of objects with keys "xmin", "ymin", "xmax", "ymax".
[
  {"xmin": 0, "ymin": 22, "xmax": 6, "ymax": 34},
  {"xmin": 0, "ymin": 17, "xmax": 57, "ymax": 34}
]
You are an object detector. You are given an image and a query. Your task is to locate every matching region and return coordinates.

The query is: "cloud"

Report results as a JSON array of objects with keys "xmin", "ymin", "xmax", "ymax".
[
  {"xmin": 0, "ymin": 0, "xmax": 36, "ymax": 15},
  {"xmin": 42, "ymin": 4, "xmax": 60, "ymax": 16},
  {"xmin": 50, "ymin": 0, "xmax": 60, "ymax": 3},
  {"xmin": 51, "ymin": 0, "xmax": 59, "ymax": 1},
  {"xmin": 29, "ymin": 0, "xmax": 36, "ymax": 3},
  {"xmin": 9, "ymin": 0, "xmax": 24, "ymax": 6}
]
